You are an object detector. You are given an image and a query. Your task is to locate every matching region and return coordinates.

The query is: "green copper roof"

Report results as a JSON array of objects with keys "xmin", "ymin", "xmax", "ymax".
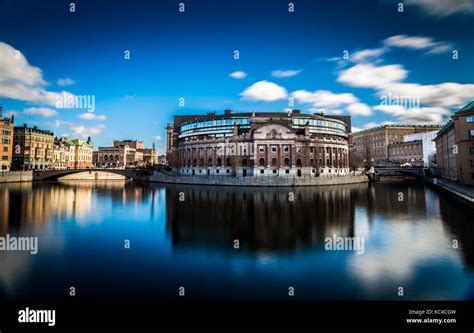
[
  {"xmin": 436, "ymin": 120, "xmax": 454, "ymax": 137},
  {"xmin": 455, "ymin": 101, "xmax": 474, "ymax": 114}
]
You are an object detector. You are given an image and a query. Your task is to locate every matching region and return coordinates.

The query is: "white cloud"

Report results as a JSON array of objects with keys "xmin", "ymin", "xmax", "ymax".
[
  {"xmin": 379, "ymin": 82, "xmax": 474, "ymax": 108},
  {"xmin": 351, "ymin": 48, "xmax": 385, "ymax": 62},
  {"xmin": 70, "ymin": 124, "xmax": 106, "ymax": 139},
  {"xmin": 406, "ymin": 0, "xmax": 474, "ymax": 17},
  {"xmin": 384, "ymin": 35, "xmax": 452, "ymax": 54},
  {"xmin": 57, "ymin": 77, "xmax": 75, "ymax": 86},
  {"xmin": 351, "ymin": 126, "xmax": 363, "ymax": 133},
  {"xmin": 373, "ymin": 105, "xmax": 449, "ymax": 124},
  {"xmin": 291, "ymin": 90, "xmax": 359, "ymax": 107},
  {"xmin": 240, "ymin": 80, "xmax": 288, "ymax": 101},
  {"xmin": 229, "ymin": 71, "xmax": 247, "ymax": 79},
  {"xmin": 363, "ymin": 121, "xmax": 396, "ymax": 129},
  {"xmin": 271, "ymin": 69, "xmax": 301, "ymax": 78},
  {"xmin": 0, "ymin": 42, "xmax": 76, "ymax": 106},
  {"xmin": 346, "ymin": 103, "xmax": 373, "ymax": 116},
  {"xmin": 78, "ymin": 113, "xmax": 106, "ymax": 121},
  {"xmin": 337, "ymin": 63, "xmax": 408, "ymax": 89},
  {"xmin": 153, "ymin": 135, "xmax": 162, "ymax": 141},
  {"xmin": 23, "ymin": 107, "xmax": 58, "ymax": 118}
]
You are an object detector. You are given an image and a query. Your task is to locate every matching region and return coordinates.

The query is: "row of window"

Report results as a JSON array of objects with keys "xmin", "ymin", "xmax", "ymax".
[{"xmin": 180, "ymin": 118, "xmax": 251, "ymax": 133}]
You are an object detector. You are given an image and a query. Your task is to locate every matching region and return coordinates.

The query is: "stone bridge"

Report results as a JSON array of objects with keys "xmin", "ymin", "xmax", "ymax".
[
  {"xmin": 32, "ymin": 168, "xmax": 151, "ymax": 181},
  {"xmin": 367, "ymin": 167, "xmax": 426, "ymax": 182}
]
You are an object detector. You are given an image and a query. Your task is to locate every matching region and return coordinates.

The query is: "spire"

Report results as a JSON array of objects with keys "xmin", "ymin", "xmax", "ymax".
[{"xmin": 152, "ymin": 142, "xmax": 156, "ymax": 151}]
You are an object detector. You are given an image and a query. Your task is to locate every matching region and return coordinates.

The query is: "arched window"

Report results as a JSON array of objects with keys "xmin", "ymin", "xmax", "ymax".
[
  {"xmin": 208, "ymin": 157, "xmax": 212, "ymax": 166},
  {"xmin": 242, "ymin": 159, "xmax": 247, "ymax": 167},
  {"xmin": 200, "ymin": 158, "xmax": 204, "ymax": 166},
  {"xmin": 226, "ymin": 158, "xmax": 231, "ymax": 166},
  {"xmin": 296, "ymin": 158, "xmax": 302, "ymax": 167},
  {"xmin": 271, "ymin": 158, "xmax": 277, "ymax": 167},
  {"xmin": 193, "ymin": 159, "xmax": 197, "ymax": 167},
  {"xmin": 259, "ymin": 158, "xmax": 265, "ymax": 166},
  {"xmin": 310, "ymin": 159, "xmax": 315, "ymax": 167},
  {"xmin": 115, "ymin": 154, "xmax": 119, "ymax": 161},
  {"xmin": 217, "ymin": 158, "xmax": 222, "ymax": 166},
  {"xmin": 188, "ymin": 159, "xmax": 191, "ymax": 167},
  {"xmin": 104, "ymin": 155, "xmax": 108, "ymax": 161},
  {"xmin": 284, "ymin": 158, "xmax": 290, "ymax": 166}
]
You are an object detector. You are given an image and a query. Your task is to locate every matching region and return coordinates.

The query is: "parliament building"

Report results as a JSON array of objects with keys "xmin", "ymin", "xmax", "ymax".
[{"xmin": 166, "ymin": 110, "xmax": 351, "ymax": 177}]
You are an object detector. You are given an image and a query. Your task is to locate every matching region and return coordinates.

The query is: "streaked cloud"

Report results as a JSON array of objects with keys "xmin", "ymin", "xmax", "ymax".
[
  {"xmin": 57, "ymin": 77, "xmax": 75, "ymax": 86},
  {"xmin": 70, "ymin": 124, "xmax": 106, "ymax": 139},
  {"xmin": 23, "ymin": 107, "xmax": 58, "ymax": 118},
  {"xmin": 346, "ymin": 103, "xmax": 373, "ymax": 116},
  {"xmin": 405, "ymin": 0, "xmax": 474, "ymax": 17},
  {"xmin": 373, "ymin": 105, "xmax": 449, "ymax": 124},
  {"xmin": 0, "ymin": 42, "xmax": 76, "ymax": 107},
  {"xmin": 384, "ymin": 35, "xmax": 452, "ymax": 54},
  {"xmin": 337, "ymin": 63, "xmax": 408, "ymax": 89},
  {"xmin": 229, "ymin": 71, "xmax": 247, "ymax": 79},
  {"xmin": 78, "ymin": 113, "xmax": 106, "ymax": 121},
  {"xmin": 351, "ymin": 48, "xmax": 385, "ymax": 62},
  {"xmin": 271, "ymin": 69, "xmax": 301, "ymax": 78},
  {"xmin": 240, "ymin": 80, "xmax": 288, "ymax": 101}
]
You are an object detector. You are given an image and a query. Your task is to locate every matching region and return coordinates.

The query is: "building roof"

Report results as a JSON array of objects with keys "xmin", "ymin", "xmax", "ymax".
[
  {"xmin": 435, "ymin": 120, "xmax": 454, "ymax": 138},
  {"xmin": 353, "ymin": 124, "xmax": 442, "ymax": 136},
  {"xmin": 455, "ymin": 101, "xmax": 474, "ymax": 115}
]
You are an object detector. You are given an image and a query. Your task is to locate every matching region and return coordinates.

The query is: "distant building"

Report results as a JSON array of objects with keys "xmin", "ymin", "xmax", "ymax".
[
  {"xmin": 157, "ymin": 154, "xmax": 166, "ymax": 165},
  {"xmin": 434, "ymin": 101, "xmax": 474, "ymax": 184},
  {"xmin": 13, "ymin": 124, "xmax": 54, "ymax": 170},
  {"xmin": 352, "ymin": 124, "xmax": 442, "ymax": 166},
  {"xmin": 0, "ymin": 105, "xmax": 14, "ymax": 171},
  {"xmin": 68, "ymin": 137, "xmax": 94, "ymax": 169},
  {"xmin": 93, "ymin": 139, "xmax": 156, "ymax": 168},
  {"xmin": 52, "ymin": 137, "xmax": 74, "ymax": 169},
  {"xmin": 403, "ymin": 131, "xmax": 438, "ymax": 167},
  {"xmin": 387, "ymin": 140, "xmax": 423, "ymax": 166}
]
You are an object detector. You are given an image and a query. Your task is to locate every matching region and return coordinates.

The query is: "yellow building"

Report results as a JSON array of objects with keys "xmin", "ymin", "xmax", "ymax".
[
  {"xmin": 0, "ymin": 105, "xmax": 14, "ymax": 171},
  {"xmin": 13, "ymin": 124, "xmax": 54, "ymax": 170}
]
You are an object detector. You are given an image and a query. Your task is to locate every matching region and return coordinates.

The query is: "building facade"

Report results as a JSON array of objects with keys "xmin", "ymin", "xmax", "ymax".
[
  {"xmin": 69, "ymin": 138, "xmax": 94, "ymax": 169},
  {"xmin": 352, "ymin": 124, "xmax": 442, "ymax": 166},
  {"xmin": 0, "ymin": 105, "xmax": 14, "ymax": 171},
  {"xmin": 166, "ymin": 110, "xmax": 351, "ymax": 177},
  {"xmin": 52, "ymin": 137, "xmax": 74, "ymax": 169},
  {"xmin": 434, "ymin": 102, "xmax": 474, "ymax": 184},
  {"xmin": 387, "ymin": 140, "xmax": 423, "ymax": 166},
  {"xmin": 12, "ymin": 125, "xmax": 54, "ymax": 170},
  {"xmin": 93, "ymin": 139, "xmax": 156, "ymax": 168}
]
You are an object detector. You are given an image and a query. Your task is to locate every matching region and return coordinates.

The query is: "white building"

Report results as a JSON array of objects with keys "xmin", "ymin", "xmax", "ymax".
[{"xmin": 403, "ymin": 131, "xmax": 438, "ymax": 167}]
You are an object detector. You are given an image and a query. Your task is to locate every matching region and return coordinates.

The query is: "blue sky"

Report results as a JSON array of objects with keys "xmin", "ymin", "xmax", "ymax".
[{"xmin": 0, "ymin": 0, "xmax": 473, "ymax": 152}]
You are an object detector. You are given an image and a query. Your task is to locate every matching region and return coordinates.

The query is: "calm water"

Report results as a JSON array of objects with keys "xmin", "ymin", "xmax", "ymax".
[{"xmin": 0, "ymin": 180, "xmax": 473, "ymax": 301}]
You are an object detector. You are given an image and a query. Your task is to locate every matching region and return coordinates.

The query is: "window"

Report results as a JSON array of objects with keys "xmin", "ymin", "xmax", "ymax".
[
  {"xmin": 242, "ymin": 159, "xmax": 247, "ymax": 166},
  {"xmin": 226, "ymin": 158, "xmax": 231, "ymax": 166},
  {"xmin": 283, "ymin": 146, "xmax": 289, "ymax": 153},
  {"xmin": 469, "ymin": 147, "xmax": 474, "ymax": 154},
  {"xmin": 296, "ymin": 158, "xmax": 302, "ymax": 167},
  {"xmin": 271, "ymin": 145, "xmax": 277, "ymax": 152},
  {"xmin": 296, "ymin": 146, "xmax": 302, "ymax": 153},
  {"xmin": 259, "ymin": 158, "xmax": 265, "ymax": 166},
  {"xmin": 271, "ymin": 158, "xmax": 277, "ymax": 166},
  {"xmin": 3, "ymin": 146, "xmax": 7, "ymax": 152},
  {"xmin": 260, "ymin": 170, "xmax": 264, "ymax": 174},
  {"xmin": 273, "ymin": 169, "xmax": 277, "ymax": 174},
  {"xmin": 470, "ymin": 130, "xmax": 474, "ymax": 139},
  {"xmin": 216, "ymin": 169, "xmax": 219, "ymax": 174},
  {"xmin": 259, "ymin": 146, "xmax": 265, "ymax": 153},
  {"xmin": 217, "ymin": 158, "xmax": 222, "ymax": 166},
  {"xmin": 471, "ymin": 160, "xmax": 474, "ymax": 167},
  {"xmin": 285, "ymin": 169, "xmax": 289, "ymax": 174},
  {"xmin": 467, "ymin": 116, "xmax": 474, "ymax": 123},
  {"xmin": 284, "ymin": 158, "xmax": 290, "ymax": 166},
  {"xmin": 226, "ymin": 169, "xmax": 230, "ymax": 173}
]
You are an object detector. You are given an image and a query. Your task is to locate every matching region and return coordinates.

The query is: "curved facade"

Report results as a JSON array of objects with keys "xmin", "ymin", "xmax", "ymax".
[{"xmin": 166, "ymin": 110, "xmax": 351, "ymax": 177}]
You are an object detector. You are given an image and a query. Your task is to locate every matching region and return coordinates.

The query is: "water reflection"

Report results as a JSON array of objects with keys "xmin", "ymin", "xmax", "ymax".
[{"xmin": 0, "ymin": 180, "xmax": 473, "ymax": 301}]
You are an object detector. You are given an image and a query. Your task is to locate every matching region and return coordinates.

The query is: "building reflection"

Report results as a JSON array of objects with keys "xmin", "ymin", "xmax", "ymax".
[
  {"xmin": 0, "ymin": 181, "xmax": 157, "ymax": 232},
  {"xmin": 165, "ymin": 184, "xmax": 365, "ymax": 251}
]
